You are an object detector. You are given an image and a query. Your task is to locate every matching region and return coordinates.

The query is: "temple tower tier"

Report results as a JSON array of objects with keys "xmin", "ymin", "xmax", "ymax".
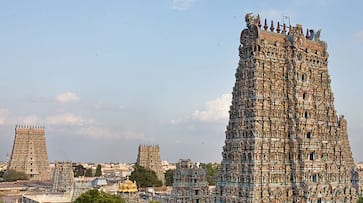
[{"xmin": 215, "ymin": 13, "xmax": 358, "ymax": 203}]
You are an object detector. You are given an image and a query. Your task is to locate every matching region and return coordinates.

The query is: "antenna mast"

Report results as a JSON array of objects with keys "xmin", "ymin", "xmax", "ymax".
[{"xmin": 283, "ymin": 16, "xmax": 291, "ymax": 26}]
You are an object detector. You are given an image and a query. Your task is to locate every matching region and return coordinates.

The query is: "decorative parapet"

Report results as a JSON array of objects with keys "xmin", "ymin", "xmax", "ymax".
[{"xmin": 245, "ymin": 13, "xmax": 322, "ymax": 41}]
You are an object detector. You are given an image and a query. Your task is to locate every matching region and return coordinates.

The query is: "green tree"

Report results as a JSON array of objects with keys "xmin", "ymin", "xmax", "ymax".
[
  {"xmin": 129, "ymin": 165, "xmax": 162, "ymax": 187},
  {"xmin": 74, "ymin": 189, "xmax": 125, "ymax": 203},
  {"xmin": 0, "ymin": 170, "xmax": 5, "ymax": 178},
  {"xmin": 357, "ymin": 196, "xmax": 363, "ymax": 203},
  {"xmin": 73, "ymin": 164, "xmax": 86, "ymax": 177},
  {"xmin": 95, "ymin": 164, "xmax": 102, "ymax": 177},
  {"xmin": 201, "ymin": 162, "xmax": 220, "ymax": 185},
  {"xmin": 3, "ymin": 169, "xmax": 29, "ymax": 182},
  {"xmin": 164, "ymin": 169, "xmax": 174, "ymax": 186},
  {"xmin": 85, "ymin": 168, "xmax": 93, "ymax": 177}
]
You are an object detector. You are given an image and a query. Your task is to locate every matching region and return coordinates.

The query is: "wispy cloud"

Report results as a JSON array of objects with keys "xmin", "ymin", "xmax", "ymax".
[
  {"xmin": 258, "ymin": 9, "xmax": 294, "ymax": 24},
  {"xmin": 7, "ymin": 108, "xmax": 149, "ymax": 141},
  {"xmin": 170, "ymin": 118, "xmax": 183, "ymax": 125},
  {"xmin": 0, "ymin": 108, "xmax": 9, "ymax": 125},
  {"xmin": 9, "ymin": 112, "xmax": 90, "ymax": 127},
  {"xmin": 94, "ymin": 102, "xmax": 125, "ymax": 111},
  {"xmin": 31, "ymin": 96, "xmax": 53, "ymax": 103},
  {"xmin": 292, "ymin": 0, "xmax": 328, "ymax": 7},
  {"xmin": 46, "ymin": 113, "xmax": 92, "ymax": 126},
  {"xmin": 171, "ymin": 0, "xmax": 194, "ymax": 10},
  {"xmin": 55, "ymin": 92, "xmax": 79, "ymax": 103},
  {"xmin": 354, "ymin": 30, "xmax": 363, "ymax": 41},
  {"xmin": 77, "ymin": 126, "xmax": 147, "ymax": 141},
  {"xmin": 43, "ymin": 111, "xmax": 147, "ymax": 140},
  {"xmin": 31, "ymin": 92, "xmax": 79, "ymax": 104},
  {"xmin": 193, "ymin": 93, "xmax": 232, "ymax": 122},
  {"xmin": 0, "ymin": 113, "xmax": 43, "ymax": 127},
  {"xmin": 22, "ymin": 115, "xmax": 42, "ymax": 124}
]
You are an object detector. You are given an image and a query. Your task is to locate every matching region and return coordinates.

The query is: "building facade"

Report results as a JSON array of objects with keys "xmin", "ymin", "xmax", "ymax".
[
  {"xmin": 215, "ymin": 13, "xmax": 358, "ymax": 202},
  {"xmin": 8, "ymin": 125, "xmax": 51, "ymax": 181},
  {"xmin": 136, "ymin": 144, "xmax": 165, "ymax": 184}
]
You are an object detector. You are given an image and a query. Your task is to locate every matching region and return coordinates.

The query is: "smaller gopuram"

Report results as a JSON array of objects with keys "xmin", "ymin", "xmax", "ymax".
[
  {"xmin": 52, "ymin": 161, "xmax": 74, "ymax": 193},
  {"xmin": 356, "ymin": 162, "xmax": 363, "ymax": 197},
  {"xmin": 170, "ymin": 159, "xmax": 210, "ymax": 203},
  {"xmin": 136, "ymin": 144, "xmax": 165, "ymax": 184},
  {"xmin": 8, "ymin": 125, "xmax": 51, "ymax": 181}
]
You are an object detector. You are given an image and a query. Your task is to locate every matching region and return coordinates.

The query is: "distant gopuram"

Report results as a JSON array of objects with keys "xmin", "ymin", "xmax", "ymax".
[
  {"xmin": 8, "ymin": 125, "xmax": 51, "ymax": 181},
  {"xmin": 215, "ymin": 13, "xmax": 358, "ymax": 202},
  {"xmin": 52, "ymin": 161, "xmax": 74, "ymax": 193},
  {"xmin": 136, "ymin": 144, "xmax": 165, "ymax": 185},
  {"xmin": 170, "ymin": 159, "xmax": 210, "ymax": 203}
]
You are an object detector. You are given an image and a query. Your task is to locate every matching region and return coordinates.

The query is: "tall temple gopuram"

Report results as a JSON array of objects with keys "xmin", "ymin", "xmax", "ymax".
[
  {"xmin": 136, "ymin": 144, "xmax": 165, "ymax": 185},
  {"xmin": 8, "ymin": 125, "xmax": 51, "ymax": 181},
  {"xmin": 215, "ymin": 13, "xmax": 358, "ymax": 203}
]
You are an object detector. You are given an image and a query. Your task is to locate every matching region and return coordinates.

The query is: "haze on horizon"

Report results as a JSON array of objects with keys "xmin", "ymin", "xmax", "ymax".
[{"xmin": 0, "ymin": 0, "xmax": 362, "ymax": 163}]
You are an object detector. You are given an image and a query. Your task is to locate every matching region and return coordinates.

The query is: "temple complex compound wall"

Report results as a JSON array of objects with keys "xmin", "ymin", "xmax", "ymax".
[
  {"xmin": 215, "ymin": 13, "xmax": 358, "ymax": 203},
  {"xmin": 8, "ymin": 125, "xmax": 51, "ymax": 181}
]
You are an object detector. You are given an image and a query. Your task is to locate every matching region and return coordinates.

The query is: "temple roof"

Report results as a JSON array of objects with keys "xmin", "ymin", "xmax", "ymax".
[{"xmin": 119, "ymin": 178, "xmax": 137, "ymax": 193}]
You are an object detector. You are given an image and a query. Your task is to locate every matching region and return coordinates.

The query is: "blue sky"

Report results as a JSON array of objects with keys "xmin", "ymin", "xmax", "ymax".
[{"xmin": 0, "ymin": 0, "xmax": 362, "ymax": 163}]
